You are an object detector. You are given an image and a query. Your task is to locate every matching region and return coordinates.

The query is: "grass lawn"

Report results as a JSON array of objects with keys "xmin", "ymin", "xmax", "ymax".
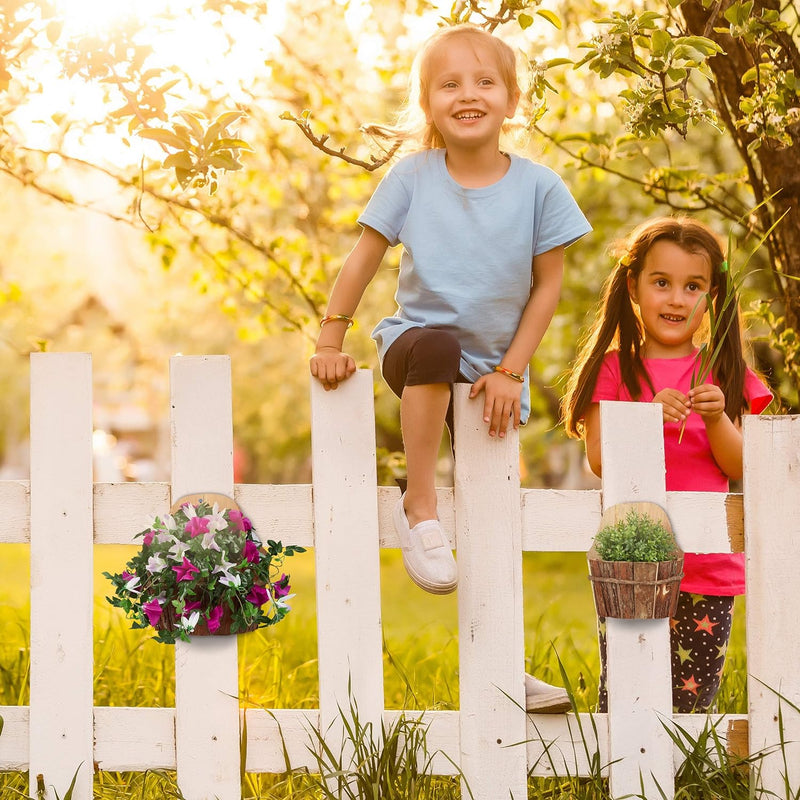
[
  {"xmin": 0, "ymin": 541, "xmax": 750, "ymax": 798},
  {"xmin": 0, "ymin": 542, "xmax": 745, "ymax": 711}
]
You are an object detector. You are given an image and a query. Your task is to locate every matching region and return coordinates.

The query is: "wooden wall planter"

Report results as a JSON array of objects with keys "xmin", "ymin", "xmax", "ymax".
[{"xmin": 588, "ymin": 501, "xmax": 683, "ymax": 620}]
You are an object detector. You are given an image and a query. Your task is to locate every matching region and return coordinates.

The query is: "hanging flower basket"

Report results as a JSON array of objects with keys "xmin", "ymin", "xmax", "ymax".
[
  {"xmin": 104, "ymin": 492, "xmax": 305, "ymax": 644},
  {"xmin": 588, "ymin": 501, "xmax": 683, "ymax": 620}
]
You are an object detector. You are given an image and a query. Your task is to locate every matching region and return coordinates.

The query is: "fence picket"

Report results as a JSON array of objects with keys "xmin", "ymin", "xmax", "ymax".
[
  {"xmin": 28, "ymin": 353, "xmax": 94, "ymax": 800},
  {"xmin": 744, "ymin": 414, "xmax": 800, "ymax": 794},
  {"xmin": 453, "ymin": 385, "xmax": 528, "ymax": 799},
  {"xmin": 2, "ymin": 358, "xmax": 799, "ymax": 797},
  {"xmin": 310, "ymin": 370, "xmax": 384, "ymax": 761},
  {"xmin": 170, "ymin": 356, "xmax": 240, "ymax": 800},
  {"xmin": 600, "ymin": 401, "xmax": 674, "ymax": 800}
]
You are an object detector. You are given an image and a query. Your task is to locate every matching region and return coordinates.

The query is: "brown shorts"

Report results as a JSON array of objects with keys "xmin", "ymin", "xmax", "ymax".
[
  {"xmin": 381, "ymin": 326, "xmax": 469, "ymax": 451},
  {"xmin": 381, "ymin": 326, "xmax": 464, "ymax": 397}
]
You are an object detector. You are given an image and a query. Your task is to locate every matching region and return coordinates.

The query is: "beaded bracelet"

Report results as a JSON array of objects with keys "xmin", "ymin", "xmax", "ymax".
[
  {"xmin": 320, "ymin": 314, "xmax": 354, "ymax": 328},
  {"xmin": 493, "ymin": 365, "xmax": 524, "ymax": 383}
]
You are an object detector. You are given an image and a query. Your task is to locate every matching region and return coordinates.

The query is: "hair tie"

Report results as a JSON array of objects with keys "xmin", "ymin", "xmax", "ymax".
[{"xmin": 720, "ymin": 260, "xmax": 729, "ymax": 273}]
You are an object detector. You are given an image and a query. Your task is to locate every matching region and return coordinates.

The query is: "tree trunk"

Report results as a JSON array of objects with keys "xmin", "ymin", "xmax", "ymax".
[{"xmin": 681, "ymin": 0, "xmax": 800, "ymax": 337}]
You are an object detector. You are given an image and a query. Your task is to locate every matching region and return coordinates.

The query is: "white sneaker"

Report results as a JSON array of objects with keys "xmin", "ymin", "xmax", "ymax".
[
  {"xmin": 524, "ymin": 673, "xmax": 571, "ymax": 713},
  {"xmin": 393, "ymin": 496, "xmax": 457, "ymax": 595}
]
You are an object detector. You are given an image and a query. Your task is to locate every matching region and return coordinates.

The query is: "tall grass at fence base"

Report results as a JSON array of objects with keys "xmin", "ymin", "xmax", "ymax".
[{"xmin": 0, "ymin": 546, "xmax": 758, "ymax": 798}]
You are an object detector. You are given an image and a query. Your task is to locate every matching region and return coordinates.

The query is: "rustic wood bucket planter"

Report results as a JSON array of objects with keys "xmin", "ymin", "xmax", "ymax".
[{"xmin": 588, "ymin": 501, "xmax": 684, "ymax": 620}]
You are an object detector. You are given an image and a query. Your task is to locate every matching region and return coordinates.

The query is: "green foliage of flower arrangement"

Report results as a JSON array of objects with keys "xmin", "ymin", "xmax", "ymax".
[
  {"xmin": 104, "ymin": 499, "xmax": 304, "ymax": 644},
  {"xmin": 593, "ymin": 510, "xmax": 678, "ymax": 562}
]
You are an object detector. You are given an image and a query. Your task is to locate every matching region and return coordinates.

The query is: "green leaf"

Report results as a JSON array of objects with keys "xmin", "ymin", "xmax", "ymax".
[
  {"xmin": 175, "ymin": 167, "xmax": 192, "ymax": 188},
  {"xmin": 651, "ymin": 28, "xmax": 673, "ymax": 56},
  {"xmin": 536, "ymin": 9, "xmax": 562, "ymax": 29},
  {"xmin": 177, "ymin": 111, "xmax": 206, "ymax": 141},
  {"xmin": 46, "ymin": 20, "xmax": 63, "ymax": 44},
  {"xmin": 163, "ymin": 151, "xmax": 194, "ymax": 169},
  {"xmin": 210, "ymin": 153, "xmax": 243, "ymax": 170},
  {"xmin": 137, "ymin": 128, "xmax": 189, "ymax": 149},
  {"xmin": 518, "ymin": 12, "xmax": 533, "ymax": 29},
  {"xmin": 680, "ymin": 35, "xmax": 724, "ymax": 55},
  {"xmin": 208, "ymin": 137, "xmax": 254, "ymax": 153}
]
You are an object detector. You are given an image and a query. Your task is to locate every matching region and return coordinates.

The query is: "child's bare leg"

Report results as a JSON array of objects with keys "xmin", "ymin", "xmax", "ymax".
[{"xmin": 400, "ymin": 382, "xmax": 450, "ymax": 527}]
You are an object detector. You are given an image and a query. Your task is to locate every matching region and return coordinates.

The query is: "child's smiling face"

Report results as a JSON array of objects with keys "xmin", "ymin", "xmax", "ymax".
[
  {"xmin": 628, "ymin": 239, "xmax": 713, "ymax": 359},
  {"xmin": 423, "ymin": 36, "xmax": 519, "ymax": 152}
]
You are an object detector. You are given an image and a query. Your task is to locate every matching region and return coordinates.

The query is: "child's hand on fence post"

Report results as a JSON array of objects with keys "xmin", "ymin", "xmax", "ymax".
[
  {"xmin": 310, "ymin": 347, "xmax": 356, "ymax": 391},
  {"xmin": 469, "ymin": 371, "xmax": 521, "ymax": 438}
]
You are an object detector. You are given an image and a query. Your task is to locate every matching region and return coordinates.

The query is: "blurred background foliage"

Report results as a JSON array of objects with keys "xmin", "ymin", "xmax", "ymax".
[{"xmin": 0, "ymin": 0, "xmax": 797, "ymax": 487}]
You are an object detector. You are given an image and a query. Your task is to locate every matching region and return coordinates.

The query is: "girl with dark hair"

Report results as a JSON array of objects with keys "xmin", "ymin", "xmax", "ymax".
[{"xmin": 563, "ymin": 216, "xmax": 772, "ymax": 712}]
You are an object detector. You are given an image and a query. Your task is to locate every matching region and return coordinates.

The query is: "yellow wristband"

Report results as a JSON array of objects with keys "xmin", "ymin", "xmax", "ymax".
[{"xmin": 493, "ymin": 365, "xmax": 524, "ymax": 383}]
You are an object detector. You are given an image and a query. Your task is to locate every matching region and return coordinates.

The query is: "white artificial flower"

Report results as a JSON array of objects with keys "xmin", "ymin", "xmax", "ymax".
[
  {"xmin": 168, "ymin": 539, "xmax": 191, "ymax": 562},
  {"xmin": 206, "ymin": 503, "xmax": 228, "ymax": 532},
  {"xmin": 200, "ymin": 529, "xmax": 221, "ymax": 552},
  {"xmin": 179, "ymin": 611, "xmax": 200, "ymax": 632},
  {"xmin": 213, "ymin": 559, "xmax": 241, "ymax": 587},
  {"xmin": 146, "ymin": 555, "xmax": 168, "ymax": 574}
]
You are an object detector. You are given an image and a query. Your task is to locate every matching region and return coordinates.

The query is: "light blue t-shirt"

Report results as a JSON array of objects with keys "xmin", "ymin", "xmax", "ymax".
[{"xmin": 359, "ymin": 149, "xmax": 591, "ymax": 423}]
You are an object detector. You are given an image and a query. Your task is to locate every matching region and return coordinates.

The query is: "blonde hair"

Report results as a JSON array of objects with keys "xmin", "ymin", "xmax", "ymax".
[{"xmin": 367, "ymin": 24, "xmax": 521, "ymax": 151}]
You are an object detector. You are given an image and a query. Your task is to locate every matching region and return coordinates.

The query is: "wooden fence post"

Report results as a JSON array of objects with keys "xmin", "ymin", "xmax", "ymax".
[
  {"xmin": 29, "ymin": 353, "xmax": 94, "ymax": 800},
  {"xmin": 310, "ymin": 370, "xmax": 384, "ymax": 757},
  {"xmin": 170, "ymin": 356, "xmax": 240, "ymax": 800},
  {"xmin": 744, "ymin": 414, "xmax": 800, "ymax": 795},
  {"xmin": 600, "ymin": 401, "xmax": 674, "ymax": 800},
  {"xmin": 453, "ymin": 385, "xmax": 528, "ymax": 800}
]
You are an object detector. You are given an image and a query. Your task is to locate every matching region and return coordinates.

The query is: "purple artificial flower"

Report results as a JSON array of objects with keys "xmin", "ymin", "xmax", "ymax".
[
  {"xmin": 273, "ymin": 574, "xmax": 291, "ymax": 599},
  {"xmin": 143, "ymin": 530, "xmax": 155, "ymax": 546},
  {"xmin": 121, "ymin": 571, "xmax": 135, "ymax": 582},
  {"xmin": 229, "ymin": 510, "xmax": 252, "ymax": 532},
  {"xmin": 244, "ymin": 540, "xmax": 261, "ymax": 564},
  {"xmin": 173, "ymin": 557, "xmax": 200, "ymax": 582},
  {"xmin": 142, "ymin": 598, "xmax": 163, "ymax": 626},
  {"xmin": 246, "ymin": 584, "xmax": 270, "ymax": 607},
  {"xmin": 184, "ymin": 600, "xmax": 203, "ymax": 612},
  {"xmin": 186, "ymin": 516, "xmax": 210, "ymax": 537},
  {"xmin": 206, "ymin": 605, "xmax": 225, "ymax": 633}
]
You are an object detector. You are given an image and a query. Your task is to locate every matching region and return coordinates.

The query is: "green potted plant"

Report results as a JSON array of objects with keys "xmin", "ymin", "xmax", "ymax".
[{"xmin": 588, "ymin": 501, "xmax": 683, "ymax": 619}]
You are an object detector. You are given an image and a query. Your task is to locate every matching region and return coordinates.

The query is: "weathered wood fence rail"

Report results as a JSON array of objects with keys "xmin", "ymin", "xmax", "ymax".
[{"xmin": 0, "ymin": 353, "xmax": 799, "ymax": 800}]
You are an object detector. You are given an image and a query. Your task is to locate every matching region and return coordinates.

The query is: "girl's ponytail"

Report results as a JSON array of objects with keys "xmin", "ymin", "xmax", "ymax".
[
  {"xmin": 563, "ymin": 262, "xmax": 652, "ymax": 437},
  {"xmin": 709, "ymin": 265, "xmax": 746, "ymax": 422}
]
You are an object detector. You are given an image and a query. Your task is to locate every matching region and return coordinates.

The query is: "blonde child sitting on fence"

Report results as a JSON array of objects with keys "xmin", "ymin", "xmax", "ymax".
[
  {"xmin": 562, "ymin": 216, "xmax": 772, "ymax": 712},
  {"xmin": 309, "ymin": 23, "xmax": 591, "ymax": 712}
]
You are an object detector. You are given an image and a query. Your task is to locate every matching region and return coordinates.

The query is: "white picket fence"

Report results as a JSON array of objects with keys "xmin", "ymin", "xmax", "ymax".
[{"xmin": 0, "ymin": 352, "xmax": 799, "ymax": 800}]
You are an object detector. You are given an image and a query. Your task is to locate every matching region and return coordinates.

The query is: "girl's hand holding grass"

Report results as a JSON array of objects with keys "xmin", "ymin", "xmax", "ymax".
[
  {"xmin": 310, "ymin": 346, "xmax": 356, "ymax": 391},
  {"xmin": 688, "ymin": 383, "xmax": 726, "ymax": 424},
  {"xmin": 469, "ymin": 371, "xmax": 522, "ymax": 438},
  {"xmin": 652, "ymin": 388, "xmax": 691, "ymax": 425}
]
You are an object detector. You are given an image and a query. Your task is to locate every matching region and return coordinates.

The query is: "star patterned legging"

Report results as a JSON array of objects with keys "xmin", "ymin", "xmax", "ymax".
[{"xmin": 597, "ymin": 592, "xmax": 735, "ymax": 713}]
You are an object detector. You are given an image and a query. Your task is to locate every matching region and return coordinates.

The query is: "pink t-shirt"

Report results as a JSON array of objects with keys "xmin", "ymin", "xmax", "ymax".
[{"xmin": 591, "ymin": 350, "xmax": 772, "ymax": 595}]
